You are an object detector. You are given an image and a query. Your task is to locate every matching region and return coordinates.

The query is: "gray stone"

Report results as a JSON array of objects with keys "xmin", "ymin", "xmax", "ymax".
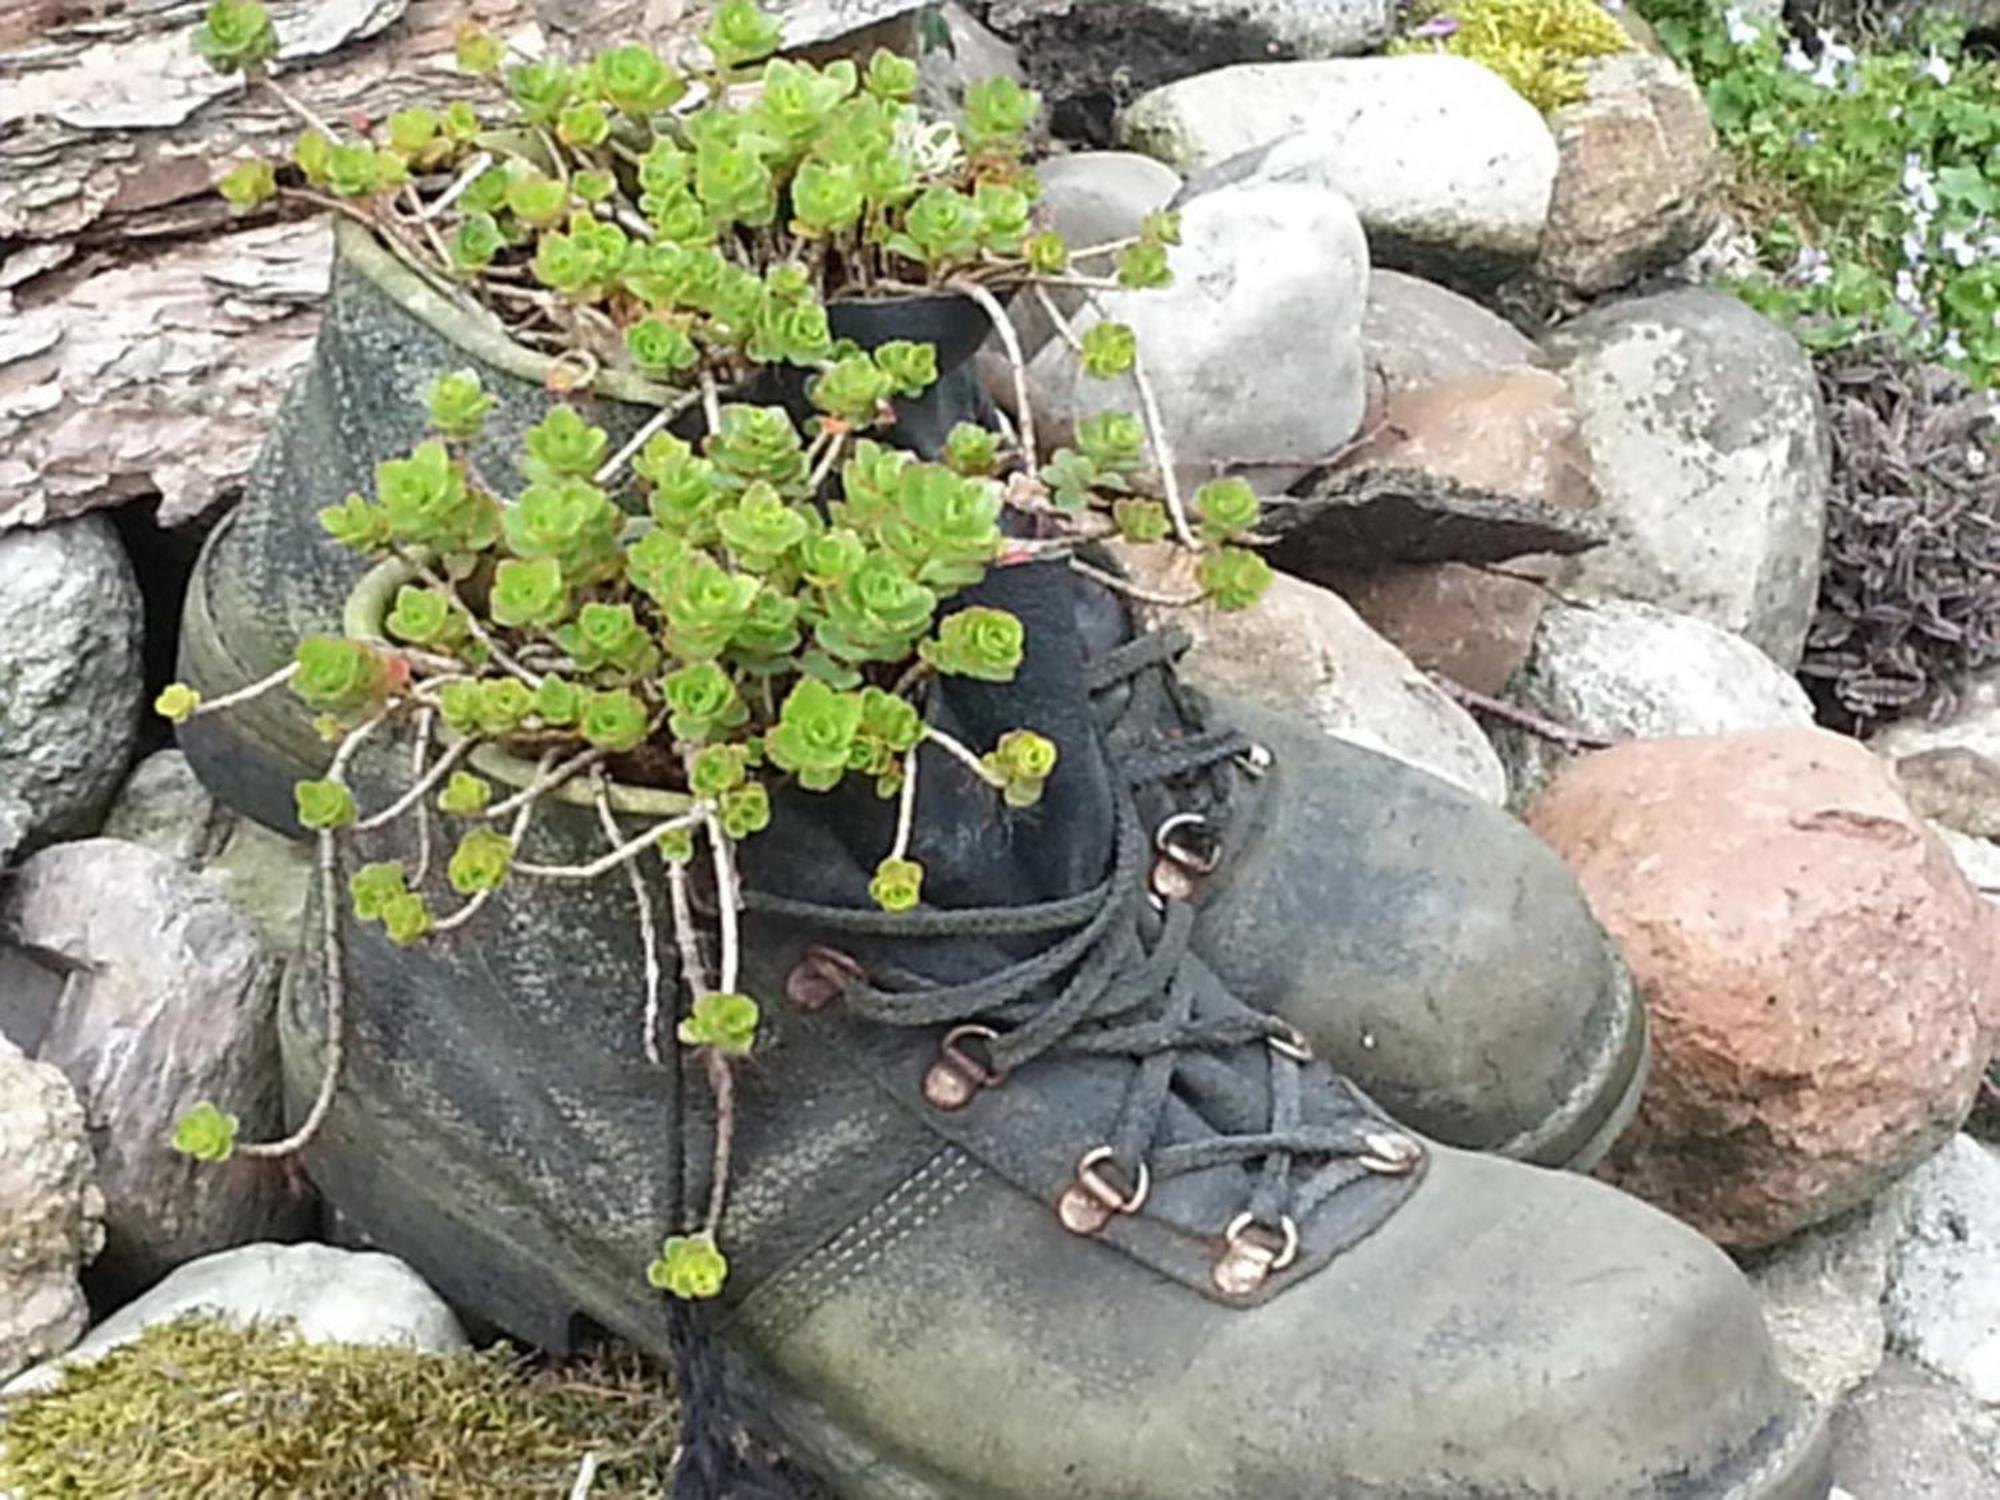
[
  {"xmin": 1012, "ymin": 151, "xmax": 1182, "ymax": 357},
  {"xmin": 1361, "ymin": 269, "xmax": 1540, "ymax": 411},
  {"xmin": 1830, "ymin": 1355, "xmax": 2000, "ymax": 1500},
  {"xmin": 1496, "ymin": 599, "xmax": 1817, "ymax": 806},
  {"xmin": 1885, "ymin": 1134, "xmax": 2000, "ymax": 1404},
  {"xmin": 917, "ymin": 1, "xmax": 1024, "ymax": 116},
  {"xmin": 3, "ymin": 840, "xmax": 309, "ymax": 1299},
  {"xmin": 1932, "ymin": 823, "xmax": 2000, "ymax": 895},
  {"xmin": 0, "ymin": 515, "xmax": 144, "ymax": 851},
  {"xmin": 1874, "ymin": 663, "xmax": 2000, "ymax": 766},
  {"xmin": 1, "ymin": 1242, "xmax": 467, "ymax": 1399},
  {"xmin": 1023, "ymin": 164, "xmax": 1368, "ymax": 490},
  {"xmin": 100, "ymin": 748, "xmax": 231, "ymax": 867},
  {"xmin": 201, "ymin": 818, "xmax": 314, "ymax": 959},
  {"xmin": 1894, "ymin": 747, "xmax": 2000, "ymax": 841},
  {"xmin": 1746, "ymin": 1189, "xmax": 1911, "ymax": 1406},
  {"xmin": 1538, "ymin": 54, "xmax": 1722, "ymax": 295},
  {"xmin": 988, "ymin": 0, "xmax": 1392, "ymax": 142},
  {"xmin": 0, "ymin": 1034, "xmax": 103, "ymax": 1384},
  {"xmin": 1109, "ymin": 542, "xmax": 1509, "ymax": 804},
  {"xmin": 1121, "ymin": 59, "xmax": 1558, "ymax": 285},
  {"xmin": 0, "ymin": 943, "xmax": 62, "ymax": 1056},
  {"xmin": 1543, "ymin": 288, "xmax": 1830, "ymax": 667}
]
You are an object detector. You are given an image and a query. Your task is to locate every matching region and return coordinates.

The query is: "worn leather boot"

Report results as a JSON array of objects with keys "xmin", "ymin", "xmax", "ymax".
[
  {"xmin": 1075, "ymin": 584, "xmax": 1648, "ymax": 1167},
  {"xmin": 292, "ymin": 559, "xmax": 1828, "ymax": 1500}
]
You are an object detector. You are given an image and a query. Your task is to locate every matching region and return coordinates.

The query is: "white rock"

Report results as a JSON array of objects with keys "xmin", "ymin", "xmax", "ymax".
[
  {"xmin": 1496, "ymin": 599, "xmax": 1817, "ymax": 805},
  {"xmin": 1009, "ymin": 151, "xmax": 1182, "ymax": 359},
  {"xmin": 0, "ymin": 1035, "xmax": 104, "ymax": 1384},
  {"xmin": 1543, "ymin": 288, "xmax": 1830, "ymax": 667},
  {"xmin": 3, "ymin": 840, "xmax": 309, "ymax": 1296},
  {"xmin": 0, "ymin": 516, "xmax": 144, "ymax": 850},
  {"xmin": 100, "ymin": 749, "xmax": 230, "ymax": 866},
  {"xmin": 1873, "ymin": 664, "xmax": 2000, "ymax": 765},
  {"xmin": 1, "ymin": 1242, "xmax": 467, "ymax": 1399},
  {"xmin": 1119, "ymin": 57, "xmax": 1558, "ymax": 283},
  {"xmin": 1747, "ymin": 1187, "xmax": 1911, "ymax": 1406},
  {"xmin": 1932, "ymin": 824, "xmax": 2000, "ymax": 894},
  {"xmin": 1828, "ymin": 1355, "xmax": 2000, "ymax": 1500},
  {"xmin": 1361, "ymin": 269, "xmax": 1540, "ymax": 410},
  {"xmin": 1024, "ymin": 167, "xmax": 1368, "ymax": 490},
  {"xmin": 1108, "ymin": 544, "xmax": 1508, "ymax": 804},
  {"xmin": 1885, "ymin": 1134, "xmax": 2000, "ymax": 1404}
]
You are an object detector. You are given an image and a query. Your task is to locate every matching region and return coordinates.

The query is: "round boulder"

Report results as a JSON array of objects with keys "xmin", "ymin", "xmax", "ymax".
[{"xmin": 1528, "ymin": 728, "xmax": 1993, "ymax": 1248}]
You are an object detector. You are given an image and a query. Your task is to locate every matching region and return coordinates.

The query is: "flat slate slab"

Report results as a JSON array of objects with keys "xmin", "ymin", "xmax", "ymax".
[{"xmin": 1262, "ymin": 466, "xmax": 1608, "ymax": 577}]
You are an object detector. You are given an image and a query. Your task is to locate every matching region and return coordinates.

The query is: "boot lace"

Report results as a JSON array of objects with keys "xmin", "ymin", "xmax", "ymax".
[{"xmin": 746, "ymin": 768, "xmax": 1419, "ymax": 1295}]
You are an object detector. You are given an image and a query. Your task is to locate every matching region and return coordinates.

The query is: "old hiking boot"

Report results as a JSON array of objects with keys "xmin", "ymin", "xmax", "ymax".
[
  {"xmin": 1074, "ymin": 579, "xmax": 1649, "ymax": 1167},
  {"xmin": 292, "ymin": 559, "xmax": 1829, "ymax": 1500}
]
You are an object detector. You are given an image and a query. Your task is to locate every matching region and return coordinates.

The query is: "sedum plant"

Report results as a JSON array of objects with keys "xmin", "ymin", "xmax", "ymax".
[{"xmin": 165, "ymin": 0, "xmax": 1278, "ymax": 1303}]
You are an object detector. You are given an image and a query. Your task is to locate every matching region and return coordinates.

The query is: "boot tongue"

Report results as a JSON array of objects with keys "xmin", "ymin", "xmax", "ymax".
[{"xmin": 914, "ymin": 560, "xmax": 1117, "ymax": 909}]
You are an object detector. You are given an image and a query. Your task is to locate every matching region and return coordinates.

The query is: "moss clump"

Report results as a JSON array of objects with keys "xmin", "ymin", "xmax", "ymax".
[
  {"xmin": 1390, "ymin": 0, "xmax": 1632, "ymax": 113},
  {"xmin": 0, "ymin": 1315, "xmax": 675, "ymax": 1497}
]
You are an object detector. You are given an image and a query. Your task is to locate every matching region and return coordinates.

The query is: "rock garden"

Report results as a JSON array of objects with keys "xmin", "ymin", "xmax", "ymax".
[{"xmin": 2, "ymin": 0, "xmax": 1999, "ymax": 1494}]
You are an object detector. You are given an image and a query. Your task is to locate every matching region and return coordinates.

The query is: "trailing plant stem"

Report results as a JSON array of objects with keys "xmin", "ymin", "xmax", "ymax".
[
  {"xmin": 184, "ymin": 661, "xmax": 299, "ymax": 718},
  {"xmin": 951, "ymin": 278, "xmax": 1037, "ymax": 466},
  {"xmin": 922, "ymin": 726, "xmax": 1009, "ymax": 789}
]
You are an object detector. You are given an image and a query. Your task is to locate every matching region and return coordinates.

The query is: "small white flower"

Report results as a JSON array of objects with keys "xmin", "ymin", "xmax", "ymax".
[
  {"xmin": 1724, "ymin": 4, "xmax": 1760, "ymax": 43},
  {"xmin": 1903, "ymin": 226, "xmax": 1930, "ymax": 266},
  {"xmin": 1889, "ymin": 104, "xmax": 1904, "ymax": 120},
  {"xmin": 1810, "ymin": 51, "xmax": 1842, "ymax": 87},
  {"xmin": 1790, "ymin": 245, "xmax": 1834, "ymax": 286},
  {"xmin": 1942, "ymin": 228, "xmax": 1977, "ymax": 267},
  {"xmin": 1943, "ymin": 329, "xmax": 1968, "ymax": 361},
  {"xmin": 1920, "ymin": 47, "xmax": 1952, "ymax": 85},
  {"xmin": 1783, "ymin": 38, "xmax": 1814, "ymax": 71},
  {"xmin": 1816, "ymin": 27, "xmax": 1856, "ymax": 64},
  {"xmin": 1895, "ymin": 267, "xmax": 1924, "ymax": 309}
]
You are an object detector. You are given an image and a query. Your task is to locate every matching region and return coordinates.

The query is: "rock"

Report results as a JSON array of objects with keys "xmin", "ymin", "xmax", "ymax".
[
  {"xmin": 1872, "ymin": 663, "xmax": 2000, "ymax": 764},
  {"xmin": 0, "ymin": 944, "xmax": 63, "ymax": 1056},
  {"xmin": 100, "ymin": 749, "xmax": 231, "ymax": 866},
  {"xmin": 1011, "ymin": 151, "xmax": 1182, "ymax": 357},
  {"xmin": 917, "ymin": 1, "xmax": 1023, "ymax": 116},
  {"xmin": 1120, "ymin": 60, "xmax": 1558, "ymax": 285},
  {"xmin": 1894, "ymin": 747, "xmax": 2000, "ymax": 840},
  {"xmin": 1361, "ymin": 269, "xmax": 1540, "ymax": 412},
  {"xmin": 0, "ymin": 792, "xmax": 27, "ymax": 870},
  {"xmin": 0, "ymin": 1035, "xmax": 104, "ymax": 1384},
  {"xmin": 1496, "ymin": 600, "xmax": 1818, "ymax": 806},
  {"xmin": 1538, "ymin": 54, "xmax": 1721, "ymax": 295},
  {"xmin": 0, "ymin": 516, "xmax": 145, "ymax": 851},
  {"xmin": 1745, "ymin": 1188, "xmax": 1911, "ymax": 1406},
  {"xmin": 201, "ymin": 819, "xmax": 314, "ymax": 959},
  {"xmin": 1298, "ymin": 368, "xmax": 1601, "ymax": 695},
  {"xmin": 1543, "ymin": 288, "xmax": 1830, "ymax": 667},
  {"xmin": 1109, "ymin": 543, "xmax": 1508, "ymax": 804},
  {"xmin": 3, "ymin": 840, "xmax": 309, "ymax": 1299},
  {"xmin": 1932, "ymin": 823, "xmax": 2000, "ymax": 895},
  {"xmin": 1265, "ymin": 468, "xmax": 1605, "ymax": 573},
  {"xmin": 1830, "ymin": 1354, "xmax": 2000, "ymax": 1500},
  {"xmin": 1, "ymin": 1242, "xmax": 467, "ymax": 1399},
  {"xmin": 987, "ymin": 0, "xmax": 1392, "ymax": 143},
  {"xmin": 1023, "ymin": 164, "xmax": 1368, "ymax": 490},
  {"xmin": 1332, "ymin": 564, "xmax": 1546, "ymax": 700},
  {"xmin": 1885, "ymin": 1134, "xmax": 2000, "ymax": 1403},
  {"xmin": 1528, "ymin": 728, "xmax": 1992, "ymax": 1248}
]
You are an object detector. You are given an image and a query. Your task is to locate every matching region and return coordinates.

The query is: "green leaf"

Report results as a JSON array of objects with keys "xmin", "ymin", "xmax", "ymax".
[
  {"xmin": 664, "ymin": 660, "xmax": 749, "ymax": 743},
  {"xmin": 294, "ymin": 778, "xmax": 357, "ymax": 831},
  {"xmin": 350, "ymin": 861, "xmax": 409, "ymax": 920},
  {"xmin": 719, "ymin": 782, "xmax": 771, "ymax": 838},
  {"xmin": 1112, "ymin": 498, "xmax": 1171, "ymax": 543},
  {"xmin": 1194, "ymin": 477, "xmax": 1259, "ymax": 542},
  {"xmin": 437, "ymin": 772, "xmax": 492, "ymax": 817},
  {"xmin": 381, "ymin": 891, "xmax": 434, "ymax": 945},
  {"xmin": 172, "ymin": 1102, "xmax": 240, "ymax": 1163},
  {"xmin": 593, "ymin": 43, "xmax": 686, "ymax": 116},
  {"xmin": 704, "ymin": 0, "xmax": 783, "ymax": 68},
  {"xmin": 868, "ymin": 855, "xmax": 924, "ymax": 912},
  {"xmin": 448, "ymin": 828, "xmax": 514, "ymax": 895},
  {"xmin": 1198, "ymin": 546, "xmax": 1274, "ymax": 611},
  {"xmin": 920, "ymin": 606, "xmax": 1023, "ymax": 682},
  {"xmin": 765, "ymin": 678, "xmax": 864, "ymax": 791},
  {"xmin": 216, "ymin": 159, "xmax": 277, "ymax": 211},
  {"xmin": 677, "ymin": 991, "xmax": 760, "ymax": 1054},
  {"xmin": 191, "ymin": 1, "xmax": 277, "ymax": 75},
  {"xmin": 647, "ymin": 1231, "xmax": 729, "ymax": 1299},
  {"xmin": 1079, "ymin": 322, "xmax": 1137, "ymax": 379},
  {"xmin": 489, "ymin": 557, "xmax": 569, "ymax": 629},
  {"xmin": 155, "ymin": 683, "xmax": 201, "ymax": 723},
  {"xmin": 580, "ymin": 689, "xmax": 650, "ymax": 752},
  {"xmin": 422, "ymin": 370, "xmax": 496, "ymax": 439},
  {"xmin": 292, "ymin": 636, "xmax": 386, "ymax": 716}
]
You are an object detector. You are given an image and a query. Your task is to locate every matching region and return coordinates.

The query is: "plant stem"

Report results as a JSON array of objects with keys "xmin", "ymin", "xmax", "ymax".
[
  {"xmin": 568, "ymin": 1453, "xmax": 601, "ymax": 1500},
  {"xmin": 889, "ymin": 748, "xmax": 919, "ymax": 861},
  {"xmin": 486, "ymin": 745, "xmax": 607, "ymax": 820},
  {"xmin": 355, "ymin": 732, "xmax": 473, "ymax": 832},
  {"xmin": 408, "ymin": 710, "xmax": 437, "ymax": 887},
  {"xmin": 703, "ymin": 1048, "xmax": 736, "ymax": 1237},
  {"xmin": 665, "ymin": 854, "xmax": 709, "ymax": 996},
  {"xmin": 422, "ymin": 151, "xmax": 493, "ymax": 221},
  {"xmin": 513, "ymin": 809, "xmax": 708, "ymax": 881},
  {"xmin": 949, "ymin": 278, "xmax": 1037, "ymax": 466},
  {"xmin": 238, "ymin": 710, "xmax": 392, "ymax": 1160},
  {"xmin": 1068, "ymin": 555, "xmax": 1205, "ymax": 607},
  {"xmin": 699, "ymin": 368, "xmax": 723, "ymax": 431},
  {"xmin": 401, "ymin": 186, "xmax": 454, "ymax": 268},
  {"xmin": 1124, "ymin": 340, "xmax": 1196, "ymax": 547},
  {"xmin": 806, "ymin": 430, "xmax": 848, "ymax": 491},
  {"xmin": 420, "ymin": 566, "xmax": 545, "ymax": 687},
  {"xmin": 594, "ymin": 388, "xmax": 704, "ymax": 486},
  {"xmin": 257, "ymin": 73, "xmax": 337, "ymax": 139},
  {"xmin": 1031, "ymin": 283, "xmax": 1085, "ymax": 355},
  {"xmin": 594, "ymin": 774, "xmax": 665, "ymax": 1068},
  {"xmin": 185, "ymin": 661, "xmax": 299, "ymax": 718},
  {"xmin": 1020, "ymin": 274, "xmax": 1126, "ymax": 293},
  {"xmin": 702, "ymin": 814, "xmax": 742, "ymax": 996},
  {"xmin": 1063, "ymin": 234, "xmax": 1141, "ymax": 264},
  {"xmin": 921, "ymin": 726, "xmax": 1009, "ymax": 789},
  {"xmin": 1427, "ymin": 674, "xmax": 1619, "ymax": 751},
  {"xmin": 434, "ymin": 784, "xmax": 542, "ymax": 933}
]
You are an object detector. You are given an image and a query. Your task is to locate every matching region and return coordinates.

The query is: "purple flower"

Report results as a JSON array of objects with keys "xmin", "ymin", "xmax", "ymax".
[{"xmin": 1408, "ymin": 14, "xmax": 1461, "ymax": 38}]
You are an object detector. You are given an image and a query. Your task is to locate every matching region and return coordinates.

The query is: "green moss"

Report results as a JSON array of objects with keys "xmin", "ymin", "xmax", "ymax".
[
  {"xmin": 1390, "ymin": 0, "xmax": 1633, "ymax": 113},
  {"xmin": 0, "ymin": 1315, "xmax": 675, "ymax": 1497}
]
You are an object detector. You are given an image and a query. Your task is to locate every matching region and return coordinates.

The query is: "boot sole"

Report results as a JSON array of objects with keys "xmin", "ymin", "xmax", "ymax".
[
  {"xmin": 1491, "ymin": 961, "xmax": 1652, "ymax": 1173},
  {"xmin": 318, "ymin": 1070, "xmax": 1831, "ymax": 1500}
]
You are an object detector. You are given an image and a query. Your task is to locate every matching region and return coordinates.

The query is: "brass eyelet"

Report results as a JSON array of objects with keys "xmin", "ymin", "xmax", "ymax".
[
  {"xmin": 1057, "ymin": 1146, "xmax": 1151, "ymax": 1235},
  {"xmin": 921, "ymin": 1024, "xmax": 1007, "ymax": 1111},
  {"xmin": 1359, "ymin": 1131, "xmax": 1424, "ymax": 1175},
  {"xmin": 1153, "ymin": 812, "xmax": 1222, "ymax": 875},
  {"xmin": 1213, "ymin": 1213, "xmax": 1300, "ymax": 1296},
  {"xmin": 784, "ymin": 945, "xmax": 863, "ymax": 1012}
]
